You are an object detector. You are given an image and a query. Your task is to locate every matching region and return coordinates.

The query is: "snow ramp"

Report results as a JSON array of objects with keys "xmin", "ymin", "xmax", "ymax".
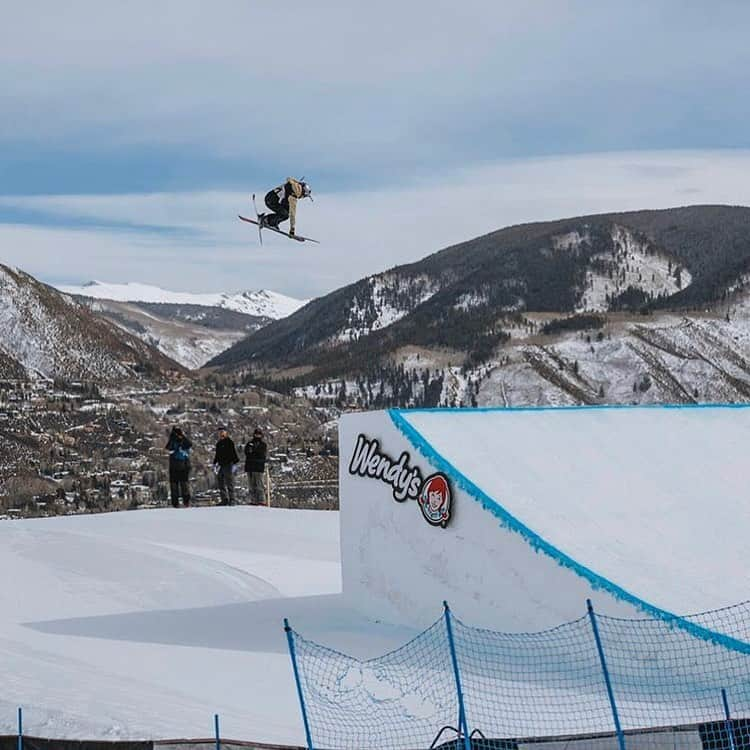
[{"xmin": 339, "ymin": 405, "xmax": 750, "ymax": 640}]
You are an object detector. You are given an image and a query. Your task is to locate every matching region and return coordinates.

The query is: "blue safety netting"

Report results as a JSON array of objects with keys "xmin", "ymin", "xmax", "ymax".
[{"xmin": 287, "ymin": 602, "xmax": 750, "ymax": 750}]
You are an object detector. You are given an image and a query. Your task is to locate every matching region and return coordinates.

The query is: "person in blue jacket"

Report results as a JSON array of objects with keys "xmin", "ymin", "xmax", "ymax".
[{"xmin": 165, "ymin": 426, "xmax": 192, "ymax": 508}]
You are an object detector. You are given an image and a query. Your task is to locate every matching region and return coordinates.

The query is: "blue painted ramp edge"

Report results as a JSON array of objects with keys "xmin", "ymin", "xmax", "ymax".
[{"xmin": 388, "ymin": 406, "xmax": 750, "ymax": 654}]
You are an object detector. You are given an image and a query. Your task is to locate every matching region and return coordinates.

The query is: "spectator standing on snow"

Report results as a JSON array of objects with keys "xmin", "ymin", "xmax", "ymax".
[
  {"xmin": 245, "ymin": 427, "xmax": 268, "ymax": 505},
  {"xmin": 213, "ymin": 426, "xmax": 240, "ymax": 506},
  {"xmin": 165, "ymin": 426, "xmax": 192, "ymax": 508}
]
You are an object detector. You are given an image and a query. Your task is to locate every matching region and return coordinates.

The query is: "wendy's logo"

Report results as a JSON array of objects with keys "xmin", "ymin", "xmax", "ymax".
[
  {"xmin": 348, "ymin": 434, "xmax": 454, "ymax": 528},
  {"xmin": 418, "ymin": 473, "xmax": 452, "ymax": 528}
]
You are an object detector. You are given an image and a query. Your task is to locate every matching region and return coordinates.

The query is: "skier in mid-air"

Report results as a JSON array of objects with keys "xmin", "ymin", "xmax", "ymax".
[{"xmin": 258, "ymin": 177, "xmax": 312, "ymax": 238}]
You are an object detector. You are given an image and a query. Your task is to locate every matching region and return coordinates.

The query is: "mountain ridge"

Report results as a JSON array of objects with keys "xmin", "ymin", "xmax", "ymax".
[
  {"xmin": 205, "ymin": 204, "xmax": 750, "ymax": 409},
  {"xmin": 211, "ymin": 205, "xmax": 750, "ymax": 374},
  {"xmin": 57, "ymin": 280, "xmax": 307, "ymax": 319},
  {"xmin": 56, "ymin": 281, "xmax": 309, "ymax": 369},
  {"xmin": 0, "ymin": 264, "xmax": 183, "ymax": 383}
]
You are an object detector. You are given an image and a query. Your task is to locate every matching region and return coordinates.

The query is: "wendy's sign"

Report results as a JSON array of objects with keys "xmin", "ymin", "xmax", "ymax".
[
  {"xmin": 348, "ymin": 435, "xmax": 421, "ymax": 502},
  {"xmin": 348, "ymin": 434, "xmax": 453, "ymax": 528},
  {"xmin": 418, "ymin": 473, "xmax": 452, "ymax": 527}
]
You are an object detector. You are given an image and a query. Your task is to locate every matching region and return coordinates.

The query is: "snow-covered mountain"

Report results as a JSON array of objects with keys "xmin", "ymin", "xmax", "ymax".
[
  {"xmin": 210, "ymin": 206, "xmax": 715, "ymax": 373},
  {"xmin": 209, "ymin": 205, "xmax": 750, "ymax": 408},
  {"xmin": 58, "ymin": 280, "xmax": 307, "ymax": 319},
  {"xmin": 83, "ymin": 298, "xmax": 249, "ymax": 370},
  {"xmin": 58, "ymin": 281, "xmax": 305, "ymax": 369},
  {"xmin": 0, "ymin": 265, "xmax": 181, "ymax": 382}
]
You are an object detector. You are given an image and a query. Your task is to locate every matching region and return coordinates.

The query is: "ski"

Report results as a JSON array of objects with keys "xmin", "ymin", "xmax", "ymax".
[{"xmin": 239, "ymin": 194, "xmax": 319, "ymax": 244}]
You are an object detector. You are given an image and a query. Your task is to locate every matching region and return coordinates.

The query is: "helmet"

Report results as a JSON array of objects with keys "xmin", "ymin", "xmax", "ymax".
[{"xmin": 300, "ymin": 181, "xmax": 312, "ymax": 199}]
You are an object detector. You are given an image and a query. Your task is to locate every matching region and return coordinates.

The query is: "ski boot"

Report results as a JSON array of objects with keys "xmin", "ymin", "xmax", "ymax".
[{"xmin": 257, "ymin": 212, "xmax": 275, "ymax": 229}]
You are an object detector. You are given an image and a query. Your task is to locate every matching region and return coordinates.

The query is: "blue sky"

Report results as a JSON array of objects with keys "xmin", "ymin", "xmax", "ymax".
[{"xmin": 1, "ymin": 2, "xmax": 749, "ymax": 297}]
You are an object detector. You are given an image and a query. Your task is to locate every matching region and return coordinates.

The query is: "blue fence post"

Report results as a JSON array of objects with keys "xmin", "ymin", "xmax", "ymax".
[
  {"xmin": 587, "ymin": 600, "xmax": 626, "ymax": 750},
  {"xmin": 17, "ymin": 707, "xmax": 23, "ymax": 750},
  {"xmin": 721, "ymin": 688, "xmax": 737, "ymax": 750},
  {"xmin": 284, "ymin": 618, "xmax": 314, "ymax": 750},
  {"xmin": 443, "ymin": 601, "xmax": 471, "ymax": 750},
  {"xmin": 214, "ymin": 713, "xmax": 221, "ymax": 750}
]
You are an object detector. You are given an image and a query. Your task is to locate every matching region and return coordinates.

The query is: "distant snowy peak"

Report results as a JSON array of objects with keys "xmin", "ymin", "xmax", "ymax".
[
  {"xmin": 59, "ymin": 281, "xmax": 308, "ymax": 320},
  {"xmin": 225, "ymin": 289, "xmax": 308, "ymax": 319}
]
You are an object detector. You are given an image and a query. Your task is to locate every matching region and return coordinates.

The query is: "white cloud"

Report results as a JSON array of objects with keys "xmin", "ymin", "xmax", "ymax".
[{"xmin": 1, "ymin": 150, "xmax": 750, "ymax": 298}]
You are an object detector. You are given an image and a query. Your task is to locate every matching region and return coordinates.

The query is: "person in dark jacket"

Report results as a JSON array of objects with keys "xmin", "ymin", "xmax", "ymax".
[
  {"xmin": 258, "ymin": 177, "xmax": 312, "ymax": 237},
  {"xmin": 213, "ymin": 426, "xmax": 240, "ymax": 506},
  {"xmin": 165, "ymin": 426, "xmax": 192, "ymax": 507},
  {"xmin": 244, "ymin": 427, "xmax": 268, "ymax": 505}
]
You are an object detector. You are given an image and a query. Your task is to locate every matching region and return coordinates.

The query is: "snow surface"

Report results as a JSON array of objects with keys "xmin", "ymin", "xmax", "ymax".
[
  {"xmin": 57, "ymin": 281, "xmax": 307, "ymax": 320},
  {"xmin": 399, "ymin": 406, "xmax": 750, "ymax": 616},
  {"xmin": 339, "ymin": 406, "xmax": 750, "ymax": 636},
  {"xmin": 9, "ymin": 406, "xmax": 750, "ymax": 743},
  {"xmin": 0, "ymin": 266, "xmax": 133, "ymax": 381},
  {"xmin": 146, "ymin": 328, "xmax": 244, "ymax": 369},
  {"xmin": 0, "ymin": 507, "xmax": 414, "ymax": 743},
  {"xmin": 577, "ymin": 225, "xmax": 691, "ymax": 312},
  {"xmin": 336, "ymin": 274, "xmax": 440, "ymax": 343}
]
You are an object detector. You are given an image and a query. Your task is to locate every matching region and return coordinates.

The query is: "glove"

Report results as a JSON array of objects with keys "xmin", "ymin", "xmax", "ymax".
[{"xmin": 289, "ymin": 228, "xmax": 295, "ymax": 238}]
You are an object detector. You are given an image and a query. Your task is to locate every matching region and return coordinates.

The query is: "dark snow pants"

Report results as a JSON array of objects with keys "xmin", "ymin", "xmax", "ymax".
[
  {"xmin": 248, "ymin": 471, "xmax": 266, "ymax": 505},
  {"xmin": 217, "ymin": 465, "xmax": 236, "ymax": 505},
  {"xmin": 169, "ymin": 462, "xmax": 191, "ymax": 507},
  {"xmin": 264, "ymin": 190, "xmax": 289, "ymax": 228}
]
